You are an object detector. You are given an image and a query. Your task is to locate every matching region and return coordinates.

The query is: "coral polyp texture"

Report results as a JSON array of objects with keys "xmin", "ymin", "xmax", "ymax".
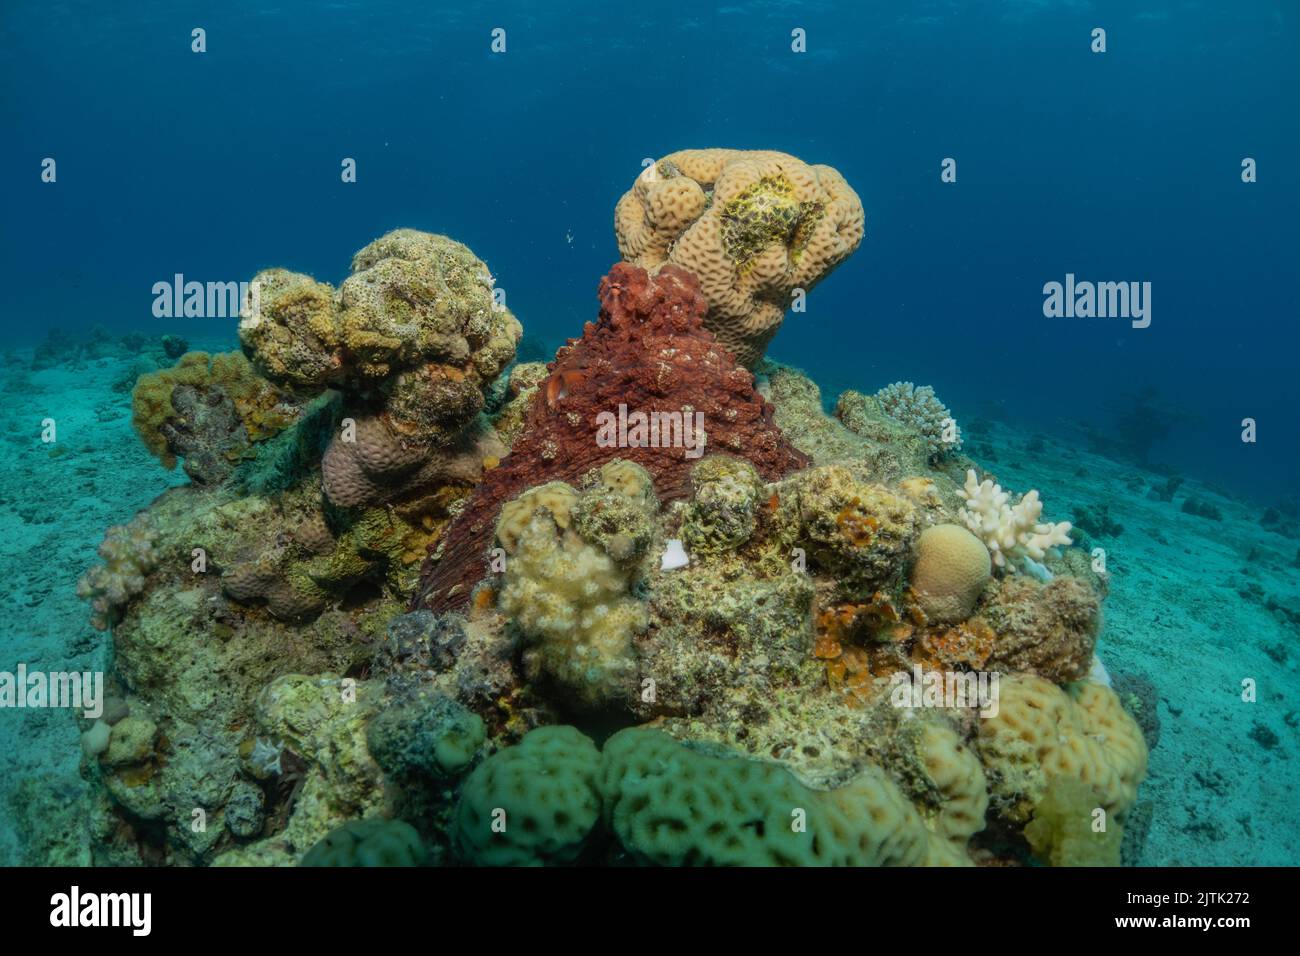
[
  {"xmin": 74, "ymin": 204, "xmax": 1143, "ymax": 869},
  {"xmin": 131, "ymin": 350, "xmax": 301, "ymax": 483},
  {"xmin": 497, "ymin": 463, "xmax": 658, "ymax": 709},
  {"xmin": 615, "ymin": 149, "xmax": 865, "ymax": 367},
  {"xmin": 909, "ymin": 523, "xmax": 992, "ymax": 624},
  {"xmin": 978, "ymin": 674, "xmax": 1148, "ymax": 826},
  {"xmin": 414, "ymin": 262, "xmax": 809, "ymax": 611}
]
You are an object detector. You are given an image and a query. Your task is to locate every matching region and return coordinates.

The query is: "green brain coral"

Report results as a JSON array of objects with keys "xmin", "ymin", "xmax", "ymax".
[
  {"xmin": 600, "ymin": 728, "xmax": 936, "ymax": 867},
  {"xmin": 454, "ymin": 726, "xmax": 603, "ymax": 866},
  {"xmin": 300, "ymin": 819, "xmax": 427, "ymax": 867}
]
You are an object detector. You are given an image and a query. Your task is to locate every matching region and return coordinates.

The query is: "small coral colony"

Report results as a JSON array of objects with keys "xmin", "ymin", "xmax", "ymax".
[{"xmin": 77, "ymin": 149, "xmax": 1144, "ymax": 867}]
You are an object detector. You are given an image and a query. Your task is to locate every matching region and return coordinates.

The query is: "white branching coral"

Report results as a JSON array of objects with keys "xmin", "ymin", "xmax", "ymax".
[
  {"xmin": 957, "ymin": 469, "xmax": 1072, "ymax": 574},
  {"xmin": 875, "ymin": 381, "xmax": 962, "ymax": 459}
]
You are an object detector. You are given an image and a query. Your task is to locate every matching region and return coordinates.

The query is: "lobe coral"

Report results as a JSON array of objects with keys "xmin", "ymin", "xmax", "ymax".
[{"xmin": 414, "ymin": 262, "xmax": 809, "ymax": 611}]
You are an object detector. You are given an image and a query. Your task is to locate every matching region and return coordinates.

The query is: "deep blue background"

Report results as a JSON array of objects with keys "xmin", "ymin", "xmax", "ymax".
[{"xmin": 1, "ymin": 0, "xmax": 1296, "ymax": 499}]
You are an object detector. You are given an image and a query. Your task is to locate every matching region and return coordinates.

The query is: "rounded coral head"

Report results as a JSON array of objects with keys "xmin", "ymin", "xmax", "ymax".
[
  {"xmin": 910, "ymin": 522, "xmax": 992, "ymax": 624},
  {"xmin": 239, "ymin": 228, "xmax": 520, "ymax": 395},
  {"xmin": 614, "ymin": 148, "xmax": 864, "ymax": 367}
]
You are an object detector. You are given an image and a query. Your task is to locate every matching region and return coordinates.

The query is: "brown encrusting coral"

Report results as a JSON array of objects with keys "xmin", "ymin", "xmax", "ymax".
[
  {"xmin": 414, "ymin": 263, "xmax": 809, "ymax": 611},
  {"xmin": 978, "ymin": 574, "xmax": 1100, "ymax": 683}
]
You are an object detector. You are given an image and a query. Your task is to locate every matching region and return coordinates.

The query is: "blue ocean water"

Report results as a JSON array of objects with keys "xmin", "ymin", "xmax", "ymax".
[
  {"xmin": 0, "ymin": 1, "xmax": 1297, "ymax": 870},
  {"xmin": 4, "ymin": 0, "xmax": 1296, "ymax": 498}
]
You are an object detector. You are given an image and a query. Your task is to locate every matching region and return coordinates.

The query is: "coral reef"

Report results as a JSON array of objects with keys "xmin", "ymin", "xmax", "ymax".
[
  {"xmin": 76, "ymin": 206, "xmax": 1142, "ymax": 869},
  {"xmin": 75, "ymin": 231, "xmax": 522, "ymax": 866},
  {"xmin": 615, "ymin": 149, "xmax": 864, "ymax": 366},
  {"xmin": 414, "ymin": 262, "xmax": 808, "ymax": 611}
]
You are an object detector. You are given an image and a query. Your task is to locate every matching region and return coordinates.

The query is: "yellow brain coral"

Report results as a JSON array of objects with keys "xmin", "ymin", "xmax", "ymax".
[
  {"xmin": 977, "ymin": 674, "xmax": 1148, "ymax": 825},
  {"xmin": 915, "ymin": 722, "xmax": 990, "ymax": 849},
  {"xmin": 614, "ymin": 148, "xmax": 865, "ymax": 367},
  {"xmin": 910, "ymin": 523, "xmax": 992, "ymax": 624}
]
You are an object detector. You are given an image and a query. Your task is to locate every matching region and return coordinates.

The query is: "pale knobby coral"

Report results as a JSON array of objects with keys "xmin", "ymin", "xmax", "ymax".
[
  {"xmin": 76, "ymin": 513, "xmax": 161, "ymax": 630},
  {"xmin": 495, "ymin": 465, "xmax": 657, "ymax": 708},
  {"xmin": 874, "ymin": 382, "xmax": 962, "ymax": 460},
  {"xmin": 957, "ymin": 469, "xmax": 1072, "ymax": 575}
]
